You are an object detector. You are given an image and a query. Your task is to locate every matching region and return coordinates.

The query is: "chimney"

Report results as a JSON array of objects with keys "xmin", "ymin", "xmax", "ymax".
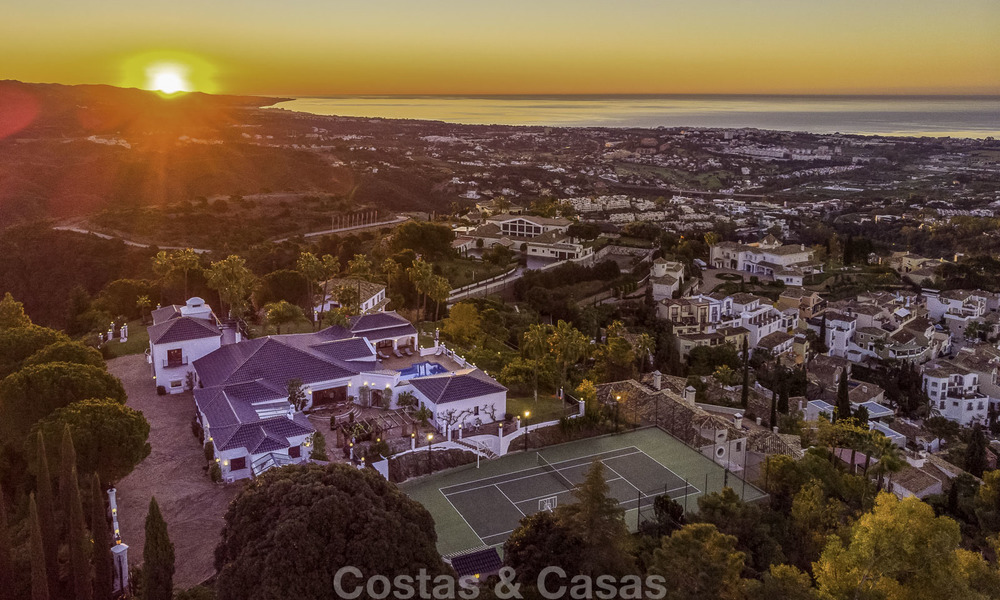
[
  {"xmin": 907, "ymin": 450, "xmax": 927, "ymax": 468},
  {"xmin": 651, "ymin": 370, "xmax": 662, "ymax": 390},
  {"xmin": 772, "ymin": 426, "xmax": 779, "ymax": 434},
  {"xmin": 286, "ymin": 404, "xmax": 294, "ymax": 420},
  {"xmin": 734, "ymin": 412, "xmax": 743, "ymax": 429},
  {"xmin": 683, "ymin": 385, "xmax": 696, "ymax": 406}
]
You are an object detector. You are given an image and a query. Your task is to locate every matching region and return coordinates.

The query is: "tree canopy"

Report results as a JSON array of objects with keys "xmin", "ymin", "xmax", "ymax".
[
  {"xmin": 28, "ymin": 398, "xmax": 150, "ymax": 485},
  {"xmin": 22, "ymin": 341, "xmax": 105, "ymax": 371},
  {"xmin": 214, "ymin": 463, "xmax": 447, "ymax": 600},
  {"xmin": 0, "ymin": 362, "xmax": 126, "ymax": 446}
]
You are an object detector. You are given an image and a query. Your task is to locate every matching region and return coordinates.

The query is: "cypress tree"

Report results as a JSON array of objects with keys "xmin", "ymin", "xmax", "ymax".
[
  {"xmin": 770, "ymin": 388, "xmax": 778, "ymax": 428},
  {"xmin": 0, "ymin": 483, "xmax": 13, "ymax": 600},
  {"xmin": 965, "ymin": 424, "xmax": 988, "ymax": 478},
  {"xmin": 66, "ymin": 464, "xmax": 92, "ymax": 600},
  {"xmin": 836, "ymin": 371, "xmax": 851, "ymax": 421},
  {"xmin": 740, "ymin": 337, "xmax": 750, "ymax": 409},
  {"xmin": 29, "ymin": 494, "xmax": 50, "ymax": 600},
  {"xmin": 778, "ymin": 378, "xmax": 790, "ymax": 415},
  {"xmin": 34, "ymin": 433, "xmax": 59, "ymax": 594},
  {"xmin": 142, "ymin": 497, "xmax": 175, "ymax": 600},
  {"xmin": 90, "ymin": 474, "xmax": 113, "ymax": 600},
  {"xmin": 59, "ymin": 425, "xmax": 78, "ymax": 522}
]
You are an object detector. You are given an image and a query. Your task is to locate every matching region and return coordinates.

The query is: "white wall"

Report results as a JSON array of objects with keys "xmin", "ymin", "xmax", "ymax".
[{"xmin": 152, "ymin": 336, "xmax": 221, "ymax": 394}]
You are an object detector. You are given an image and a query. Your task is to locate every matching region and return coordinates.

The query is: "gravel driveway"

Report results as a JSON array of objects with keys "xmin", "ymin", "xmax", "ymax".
[{"xmin": 108, "ymin": 355, "xmax": 244, "ymax": 589}]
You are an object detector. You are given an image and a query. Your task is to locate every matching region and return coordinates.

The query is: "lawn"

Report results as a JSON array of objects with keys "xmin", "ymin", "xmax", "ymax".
[
  {"xmin": 507, "ymin": 394, "xmax": 573, "ymax": 424},
  {"xmin": 102, "ymin": 320, "xmax": 150, "ymax": 358},
  {"xmin": 436, "ymin": 257, "xmax": 515, "ymax": 289}
]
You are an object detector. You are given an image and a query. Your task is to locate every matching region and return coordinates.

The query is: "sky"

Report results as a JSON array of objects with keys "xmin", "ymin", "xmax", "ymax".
[{"xmin": 3, "ymin": 0, "xmax": 999, "ymax": 96}]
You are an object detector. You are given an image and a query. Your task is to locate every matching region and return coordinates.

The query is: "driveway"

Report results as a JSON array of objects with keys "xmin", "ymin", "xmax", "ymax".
[{"xmin": 108, "ymin": 355, "xmax": 243, "ymax": 588}]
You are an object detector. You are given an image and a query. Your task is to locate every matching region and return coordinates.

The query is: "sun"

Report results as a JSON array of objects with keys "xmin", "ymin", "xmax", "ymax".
[{"xmin": 147, "ymin": 63, "xmax": 191, "ymax": 94}]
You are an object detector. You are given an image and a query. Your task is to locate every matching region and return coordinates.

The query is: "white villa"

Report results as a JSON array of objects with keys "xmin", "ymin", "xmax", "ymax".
[
  {"xmin": 190, "ymin": 311, "xmax": 507, "ymax": 480},
  {"xmin": 147, "ymin": 298, "xmax": 227, "ymax": 394},
  {"xmin": 710, "ymin": 235, "xmax": 823, "ymax": 286},
  {"xmin": 650, "ymin": 258, "xmax": 686, "ymax": 301}
]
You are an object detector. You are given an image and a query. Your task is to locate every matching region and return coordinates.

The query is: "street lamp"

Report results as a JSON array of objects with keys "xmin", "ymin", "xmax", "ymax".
[
  {"xmin": 523, "ymin": 410, "xmax": 531, "ymax": 452},
  {"xmin": 427, "ymin": 433, "xmax": 434, "ymax": 474},
  {"xmin": 615, "ymin": 395, "xmax": 621, "ymax": 431}
]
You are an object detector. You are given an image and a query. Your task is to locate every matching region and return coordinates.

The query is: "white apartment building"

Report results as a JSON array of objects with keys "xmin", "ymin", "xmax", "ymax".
[{"xmin": 922, "ymin": 361, "xmax": 990, "ymax": 426}]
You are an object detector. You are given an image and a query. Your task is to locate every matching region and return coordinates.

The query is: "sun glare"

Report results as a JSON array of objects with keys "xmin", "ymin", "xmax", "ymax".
[{"xmin": 148, "ymin": 64, "xmax": 190, "ymax": 94}]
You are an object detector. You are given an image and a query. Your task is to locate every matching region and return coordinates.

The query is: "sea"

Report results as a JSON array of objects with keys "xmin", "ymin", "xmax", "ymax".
[{"xmin": 268, "ymin": 95, "xmax": 1000, "ymax": 139}]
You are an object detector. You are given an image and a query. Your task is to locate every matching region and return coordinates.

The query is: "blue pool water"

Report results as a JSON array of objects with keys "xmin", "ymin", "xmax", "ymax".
[{"xmin": 398, "ymin": 361, "xmax": 449, "ymax": 380}]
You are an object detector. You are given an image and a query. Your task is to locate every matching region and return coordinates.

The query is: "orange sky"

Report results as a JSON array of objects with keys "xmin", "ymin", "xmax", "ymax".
[{"xmin": 3, "ymin": 0, "xmax": 999, "ymax": 96}]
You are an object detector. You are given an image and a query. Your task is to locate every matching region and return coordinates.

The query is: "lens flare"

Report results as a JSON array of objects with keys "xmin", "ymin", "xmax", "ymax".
[{"xmin": 120, "ymin": 51, "xmax": 218, "ymax": 95}]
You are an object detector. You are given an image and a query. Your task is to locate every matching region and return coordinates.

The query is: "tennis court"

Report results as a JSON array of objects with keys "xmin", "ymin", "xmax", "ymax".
[
  {"xmin": 441, "ymin": 447, "xmax": 696, "ymax": 546},
  {"xmin": 400, "ymin": 428, "xmax": 767, "ymax": 555}
]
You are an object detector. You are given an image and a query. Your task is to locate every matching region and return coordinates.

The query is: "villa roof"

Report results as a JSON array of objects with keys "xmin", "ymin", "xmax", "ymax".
[
  {"xmin": 349, "ymin": 311, "xmax": 418, "ymax": 341},
  {"xmin": 408, "ymin": 369, "xmax": 507, "ymax": 405},
  {"xmin": 148, "ymin": 316, "xmax": 221, "ymax": 345},
  {"xmin": 210, "ymin": 414, "xmax": 314, "ymax": 453}
]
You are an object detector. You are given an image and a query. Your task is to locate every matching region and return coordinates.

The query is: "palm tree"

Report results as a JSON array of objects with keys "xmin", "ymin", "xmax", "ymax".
[
  {"xmin": 382, "ymin": 257, "xmax": 400, "ymax": 301},
  {"xmin": 136, "ymin": 295, "xmax": 152, "ymax": 325},
  {"xmin": 406, "ymin": 258, "xmax": 434, "ymax": 322},
  {"xmin": 429, "ymin": 275, "xmax": 452, "ymax": 322},
  {"xmin": 635, "ymin": 333, "xmax": 655, "ymax": 373},
  {"xmin": 206, "ymin": 255, "xmax": 258, "ymax": 321},
  {"xmin": 521, "ymin": 323, "xmax": 551, "ymax": 402},
  {"xmin": 296, "ymin": 252, "xmax": 324, "ymax": 326},
  {"xmin": 871, "ymin": 435, "xmax": 904, "ymax": 492},
  {"xmin": 263, "ymin": 300, "xmax": 305, "ymax": 334},
  {"xmin": 550, "ymin": 320, "xmax": 588, "ymax": 395},
  {"xmin": 152, "ymin": 248, "xmax": 202, "ymax": 298}
]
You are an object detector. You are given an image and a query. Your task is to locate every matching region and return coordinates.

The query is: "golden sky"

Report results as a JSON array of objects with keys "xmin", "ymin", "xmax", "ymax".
[{"xmin": 3, "ymin": 0, "xmax": 999, "ymax": 96}]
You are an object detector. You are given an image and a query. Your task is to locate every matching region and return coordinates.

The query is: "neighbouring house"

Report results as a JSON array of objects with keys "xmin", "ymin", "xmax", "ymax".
[
  {"xmin": 891, "ymin": 452, "xmax": 961, "ymax": 499},
  {"xmin": 484, "ymin": 213, "xmax": 571, "ymax": 238},
  {"xmin": 147, "ymin": 297, "xmax": 225, "ymax": 394},
  {"xmin": 709, "ymin": 235, "xmax": 823, "ymax": 286},
  {"xmin": 650, "ymin": 258, "xmax": 686, "ymax": 301},
  {"xmin": 921, "ymin": 358, "xmax": 991, "ymax": 426},
  {"xmin": 776, "ymin": 288, "xmax": 826, "ymax": 325},
  {"xmin": 316, "ymin": 278, "xmax": 388, "ymax": 316}
]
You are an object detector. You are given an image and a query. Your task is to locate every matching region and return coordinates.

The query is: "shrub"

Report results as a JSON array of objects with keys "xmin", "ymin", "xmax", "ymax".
[
  {"xmin": 156, "ymin": 385, "xmax": 166, "ymax": 396},
  {"xmin": 209, "ymin": 462, "xmax": 222, "ymax": 483}
]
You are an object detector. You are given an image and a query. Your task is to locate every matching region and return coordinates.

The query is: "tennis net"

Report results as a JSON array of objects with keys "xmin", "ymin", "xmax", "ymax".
[{"xmin": 536, "ymin": 453, "xmax": 575, "ymax": 491}]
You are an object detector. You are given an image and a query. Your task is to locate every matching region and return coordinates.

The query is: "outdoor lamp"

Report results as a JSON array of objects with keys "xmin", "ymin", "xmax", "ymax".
[
  {"xmin": 427, "ymin": 433, "xmax": 434, "ymax": 441},
  {"xmin": 524, "ymin": 410, "xmax": 531, "ymax": 419}
]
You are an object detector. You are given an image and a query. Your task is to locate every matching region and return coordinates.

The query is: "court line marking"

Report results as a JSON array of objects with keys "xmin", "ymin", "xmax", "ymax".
[
  {"xmin": 439, "ymin": 444, "xmax": 709, "ymax": 546},
  {"xmin": 441, "ymin": 488, "xmax": 485, "ymax": 546},
  {"xmin": 601, "ymin": 460, "xmax": 644, "ymax": 500},
  {"xmin": 438, "ymin": 446, "xmax": 640, "ymax": 494},
  {"xmin": 441, "ymin": 448, "xmax": 645, "ymax": 498},
  {"xmin": 495, "ymin": 484, "xmax": 526, "ymax": 517}
]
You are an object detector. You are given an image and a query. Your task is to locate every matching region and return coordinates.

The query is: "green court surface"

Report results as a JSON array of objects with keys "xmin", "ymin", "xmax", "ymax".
[{"xmin": 400, "ymin": 427, "xmax": 767, "ymax": 556}]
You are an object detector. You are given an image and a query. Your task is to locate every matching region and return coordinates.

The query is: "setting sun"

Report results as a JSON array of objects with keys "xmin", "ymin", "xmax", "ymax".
[{"xmin": 148, "ymin": 64, "xmax": 189, "ymax": 94}]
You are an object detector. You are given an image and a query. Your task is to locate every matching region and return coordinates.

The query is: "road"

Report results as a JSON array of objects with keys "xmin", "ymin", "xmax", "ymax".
[{"xmin": 53, "ymin": 214, "xmax": 410, "ymax": 251}]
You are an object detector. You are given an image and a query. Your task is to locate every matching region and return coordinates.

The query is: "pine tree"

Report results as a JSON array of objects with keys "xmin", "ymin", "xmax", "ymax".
[
  {"xmin": 741, "ymin": 337, "xmax": 750, "ymax": 409},
  {"xmin": 33, "ymin": 433, "xmax": 59, "ymax": 595},
  {"xmin": 90, "ymin": 474, "xmax": 113, "ymax": 600},
  {"xmin": 836, "ymin": 371, "xmax": 851, "ymax": 421},
  {"xmin": 28, "ymin": 495, "xmax": 50, "ymax": 600},
  {"xmin": 562, "ymin": 461, "xmax": 634, "ymax": 577},
  {"xmin": 142, "ymin": 497, "xmax": 175, "ymax": 600},
  {"xmin": 66, "ymin": 465, "xmax": 92, "ymax": 600},
  {"xmin": 0, "ymin": 483, "xmax": 13, "ymax": 600}
]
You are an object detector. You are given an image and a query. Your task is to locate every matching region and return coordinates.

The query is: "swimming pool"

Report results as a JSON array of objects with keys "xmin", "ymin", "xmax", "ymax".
[{"xmin": 398, "ymin": 361, "xmax": 449, "ymax": 380}]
